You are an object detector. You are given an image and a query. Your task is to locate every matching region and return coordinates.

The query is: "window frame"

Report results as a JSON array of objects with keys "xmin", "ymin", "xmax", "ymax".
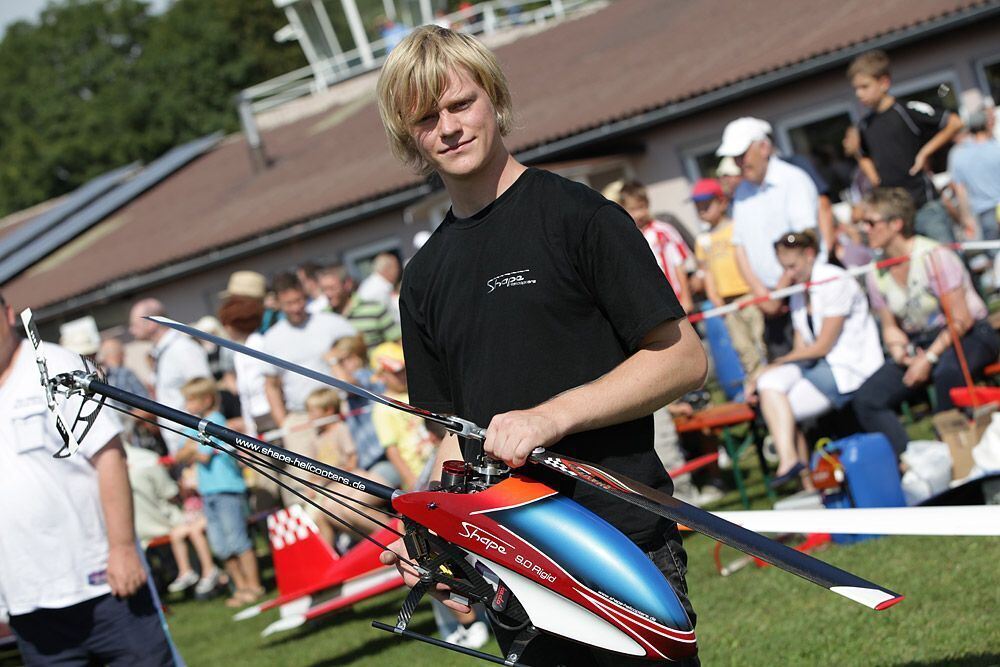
[
  {"xmin": 343, "ymin": 237, "xmax": 402, "ymax": 280},
  {"xmin": 889, "ymin": 68, "xmax": 963, "ymax": 110},
  {"xmin": 974, "ymin": 51, "xmax": 1000, "ymax": 103},
  {"xmin": 678, "ymin": 137, "xmax": 725, "ymax": 183},
  {"xmin": 773, "ymin": 100, "xmax": 859, "ymax": 156}
]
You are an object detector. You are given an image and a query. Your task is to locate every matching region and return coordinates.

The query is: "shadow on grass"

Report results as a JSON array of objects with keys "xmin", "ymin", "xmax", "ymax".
[
  {"xmin": 886, "ymin": 656, "xmax": 1000, "ymax": 667},
  {"xmin": 303, "ymin": 617, "xmax": 440, "ymax": 667}
]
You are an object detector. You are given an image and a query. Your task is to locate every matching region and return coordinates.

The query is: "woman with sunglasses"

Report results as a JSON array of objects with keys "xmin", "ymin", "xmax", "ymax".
[
  {"xmin": 745, "ymin": 230, "xmax": 884, "ymax": 488},
  {"xmin": 852, "ymin": 188, "xmax": 1000, "ymax": 456}
]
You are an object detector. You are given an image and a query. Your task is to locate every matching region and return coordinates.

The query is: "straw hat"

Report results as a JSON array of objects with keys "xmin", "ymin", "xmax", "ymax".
[{"xmin": 219, "ymin": 271, "xmax": 266, "ymax": 299}]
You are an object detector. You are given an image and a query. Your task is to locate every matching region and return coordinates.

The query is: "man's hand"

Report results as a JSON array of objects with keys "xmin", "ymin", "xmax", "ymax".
[
  {"xmin": 484, "ymin": 408, "xmax": 564, "ymax": 468},
  {"xmin": 909, "ymin": 151, "xmax": 929, "ymax": 177},
  {"xmin": 378, "ymin": 538, "xmax": 471, "ymax": 613},
  {"xmin": 106, "ymin": 544, "xmax": 146, "ymax": 597},
  {"xmin": 902, "ymin": 349, "xmax": 933, "ymax": 387}
]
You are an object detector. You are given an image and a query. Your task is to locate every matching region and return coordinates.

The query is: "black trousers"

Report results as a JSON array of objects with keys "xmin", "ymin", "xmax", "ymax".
[
  {"xmin": 9, "ymin": 585, "xmax": 174, "ymax": 667},
  {"xmin": 853, "ymin": 320, "xmax": 1000, "ymax": 455}
]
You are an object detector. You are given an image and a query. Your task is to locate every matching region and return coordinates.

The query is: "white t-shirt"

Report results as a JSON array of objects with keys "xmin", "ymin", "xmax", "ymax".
[
  {"xmin": 306, "ymin": 294, "xmax": 330, "ymax": 314},
  {"xmin": 151, "ymin": 329, "xmax": 211, "ymax": 454},
  {"xmin": 357, "ymin": 272, "xmax": 400, "ymax": 323},
  {"xmin": 0, "ymin": 341, "xmax": 121, "ymax": 615},
  {"xmin": 731, "ymin": 156, "xmax": 820, "ymax": 288},
  {"xmin": 261, "ymin": 312, "xmax": 356, "ymax": 412},
  {"xmin": 234, "ymin": 332, "xmax": 270, "ymax": 435},
  {"xmin": 790, "ymin": 262, "xmax": 884, "ymax": 394}
]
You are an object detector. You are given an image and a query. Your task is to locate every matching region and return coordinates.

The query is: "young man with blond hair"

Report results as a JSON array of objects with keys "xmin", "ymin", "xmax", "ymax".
[{"xmin": 376, "ymin": 25, "xmax": 705, "ymax": 665}]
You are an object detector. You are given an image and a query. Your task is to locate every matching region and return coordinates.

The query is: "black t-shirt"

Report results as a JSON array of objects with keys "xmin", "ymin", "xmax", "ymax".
[
  {"xmin": 859, "ymin": 101, "xmax": 949, "ymax": 207},
  {"xmin": 399, "ymin": 168, "xmax": 686, "ymax": 546}
]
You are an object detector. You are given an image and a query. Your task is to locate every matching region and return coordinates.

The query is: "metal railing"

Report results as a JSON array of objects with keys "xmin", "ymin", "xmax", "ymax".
[{"xmin": 240, "ymin": 0, "xmax": 604, "ymax": 115}]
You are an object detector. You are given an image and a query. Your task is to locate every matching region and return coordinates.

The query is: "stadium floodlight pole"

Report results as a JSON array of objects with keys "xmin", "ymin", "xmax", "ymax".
[{"xmin": 150, "ymin": 316, "xmax": 904, "ymax": 612}]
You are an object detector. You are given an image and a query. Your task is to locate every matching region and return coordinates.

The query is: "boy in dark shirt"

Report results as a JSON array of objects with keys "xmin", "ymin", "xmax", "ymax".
[
  {"xmin": 374, "ymin": 25, "xmax": 706, "ymax": 666},
  {"xmin": 848, "ymin": 49, "xmax": 963, "ymax": 242}
]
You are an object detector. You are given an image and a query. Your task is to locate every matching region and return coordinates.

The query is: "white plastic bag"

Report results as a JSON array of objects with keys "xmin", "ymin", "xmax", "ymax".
[
  {"xmin": 900, "ymin": 440, "xmax": 952, "ymax": 505},
  {"xmin": 972, "ymin": 413, "xmax": 1000, "ymax": 473}
]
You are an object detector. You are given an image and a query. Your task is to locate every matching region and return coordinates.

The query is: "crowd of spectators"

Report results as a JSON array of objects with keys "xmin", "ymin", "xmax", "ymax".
[
  {"xmin": 21, "ymin": 48, "xmax": 1000, "ymax": 653},
  {"xmin": 60, "ymin": 48, "xmax": 1000, "ymax": 541}
]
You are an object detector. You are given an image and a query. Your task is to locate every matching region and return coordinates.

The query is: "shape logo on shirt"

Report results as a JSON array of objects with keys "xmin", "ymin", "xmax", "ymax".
[{"xmin": 486, "ymin": 269, "xmax": 537, "ymax": 294}]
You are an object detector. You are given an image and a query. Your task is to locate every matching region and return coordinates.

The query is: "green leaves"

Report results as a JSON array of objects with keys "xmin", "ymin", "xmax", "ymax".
[{"xmin": 0, "ymin": 0, "xmax": 305, "ymax": 217}]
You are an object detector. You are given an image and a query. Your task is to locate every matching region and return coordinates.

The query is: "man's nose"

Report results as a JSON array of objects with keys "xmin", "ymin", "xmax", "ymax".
[{"xmin": 439, "ymin": 111, "xmax": 461, "ymax": 136}]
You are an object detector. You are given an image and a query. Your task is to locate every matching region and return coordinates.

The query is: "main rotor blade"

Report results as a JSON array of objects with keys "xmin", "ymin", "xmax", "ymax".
[
  {"xmin": 528, "ymin": 450, "xmax": 903, "ymax": 611},
  {"xmin": 149, "ymin": 316, "xmax": 485, "ymax": 440}
]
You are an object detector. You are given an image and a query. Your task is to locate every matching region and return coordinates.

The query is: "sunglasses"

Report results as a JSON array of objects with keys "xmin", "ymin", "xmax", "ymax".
[{"xmin": 857, "ymin": 217, "xmax": 887, "ymax": 229}]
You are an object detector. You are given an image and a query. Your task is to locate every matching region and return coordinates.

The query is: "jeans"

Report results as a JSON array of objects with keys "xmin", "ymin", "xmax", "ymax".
[
  {"xmin": 853, "ymin": 320, "xmax": 1000, "ymax": 455},
  {"xmin": 490, "ymin": 525, "xmax": 699, "ymax": 666},
  {"xmin": 979, "ymin": 208, "xmax": 1000, "ymax": 242},
  {"xmin": 914, "ymin": 199, "xmax": 956, "ymax": 244},
  {"xmin": 203, "ymin": 492, "xmax": 252, "ymax": 559}
]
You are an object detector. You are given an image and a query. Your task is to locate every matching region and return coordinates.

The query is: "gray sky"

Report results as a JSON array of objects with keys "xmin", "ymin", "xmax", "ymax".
[{"xmin": 0, "ymin": 0, "xmax": 171, "ymax": 37}]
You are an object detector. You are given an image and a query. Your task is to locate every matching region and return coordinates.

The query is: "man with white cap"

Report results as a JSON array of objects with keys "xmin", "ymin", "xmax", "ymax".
[{"xmin": 716, "ymin": 117, "xmax": 819, "ymax": 359}]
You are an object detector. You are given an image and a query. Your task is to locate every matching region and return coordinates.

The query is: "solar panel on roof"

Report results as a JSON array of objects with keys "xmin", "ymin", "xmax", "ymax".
[
  {"xmin": 0, "ymin": 162, "xmax": 138, "ymax": 265},
  {"xmin": 0, "ymin": 132, "xmax": 222, "ymax": 285}
]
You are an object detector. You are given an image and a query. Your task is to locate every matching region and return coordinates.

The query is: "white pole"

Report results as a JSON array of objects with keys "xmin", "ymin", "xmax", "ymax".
[
  {"xmin": 311, "ymin": 0, "xmax": 348, "ymax": 77},
  {"xmin": 382, "ymin": 0, "xmax": 397, "ymax": 22},
  {"xmin": 418, "ymin": 0, "xmax": 433, "ymax": 25},
  {"xmin": 284, "ymin": 5, "xmax": 329, "ymax": 89},
  {"xmin": 340, "ymin": 0, "xmax": 375, "ymax": 67}
]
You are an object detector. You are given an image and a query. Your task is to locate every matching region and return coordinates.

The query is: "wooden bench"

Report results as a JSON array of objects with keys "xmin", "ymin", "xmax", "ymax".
[{"xmin": 674, "ymin": 402, "xmax": 775, "ymax": 508}]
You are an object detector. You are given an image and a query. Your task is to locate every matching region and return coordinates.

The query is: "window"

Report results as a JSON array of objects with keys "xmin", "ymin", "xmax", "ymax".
[
  {"xmin": 776, "ymin": 105, "xmax": 858, "ymax": 203},
  {"xmin": 680, "ymin": 139, "xmax": 724, "ymax": 182},
  {"xmin": 343, "ymin": 238, "xmax": 401, "ymax": 281},
  {"xmin": 540, "ymin": 156, "xmax": 633, "ymax": 193},
  {"xmin": 976, "ymin": 54, "xmax": 1000, "ymax": 107}
]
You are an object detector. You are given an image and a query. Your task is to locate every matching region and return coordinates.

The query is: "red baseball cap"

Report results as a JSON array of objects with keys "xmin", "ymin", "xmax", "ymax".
[{"xmin": 690, "ymin": 178, "xmax": 725, "ymax": 202}]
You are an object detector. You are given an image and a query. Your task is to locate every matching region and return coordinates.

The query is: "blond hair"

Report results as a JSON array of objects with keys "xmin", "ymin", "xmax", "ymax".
[
  {"xmin": 180, "ymin": 377, "xmax": 218, "ymax": 404},
  {"xmin": 376, "ymin": 25, "xmax": 513, "ymax": 172},
  {"xmin": 306, "ymin": 388, "xmax": 341, "ymax": 414},
  {"xmin": 331, "ymin": 334, "xmax": 368, "ymax": 363},
  {"xmin": 847, "ymin": 50, "xmax": 891, "ymax": 80}
]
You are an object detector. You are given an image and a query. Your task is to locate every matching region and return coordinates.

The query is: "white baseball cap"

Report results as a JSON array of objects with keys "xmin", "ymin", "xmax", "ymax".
[{"xmin": 716, "ymin": 117, "xmax": 773, "ymax": 157}]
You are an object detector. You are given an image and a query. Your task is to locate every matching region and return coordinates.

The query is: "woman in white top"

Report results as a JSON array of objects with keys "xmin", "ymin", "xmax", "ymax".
[{"xmin": 745, "ymin": 231, "xmax": 883, "ymax": 488}]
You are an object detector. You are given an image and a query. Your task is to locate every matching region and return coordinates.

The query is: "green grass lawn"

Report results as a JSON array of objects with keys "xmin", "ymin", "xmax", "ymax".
[{"xmin": 2, "ymin": 450, "xmax": 993, "ymax": 667}]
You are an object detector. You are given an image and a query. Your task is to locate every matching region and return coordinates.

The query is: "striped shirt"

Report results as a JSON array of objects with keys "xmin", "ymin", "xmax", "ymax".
[{"xmin": 641, "ymin": 220, "xmax": 691, "ymax": 298}]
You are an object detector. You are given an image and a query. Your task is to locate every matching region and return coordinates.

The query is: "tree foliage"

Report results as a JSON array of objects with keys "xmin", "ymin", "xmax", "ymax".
[{"xmin": 0, "ymin": 0, "xmax": 306, "ymax": 217}]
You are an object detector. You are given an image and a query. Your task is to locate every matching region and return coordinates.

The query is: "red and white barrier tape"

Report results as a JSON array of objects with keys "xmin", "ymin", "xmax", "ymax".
[
  {"xmin": 713, "ymin": 505, "xmax": 1000, "ymax": 536},
  {"xmin": 687, "ymin": 240, "xmax": 1000, "ymax": 324}
]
